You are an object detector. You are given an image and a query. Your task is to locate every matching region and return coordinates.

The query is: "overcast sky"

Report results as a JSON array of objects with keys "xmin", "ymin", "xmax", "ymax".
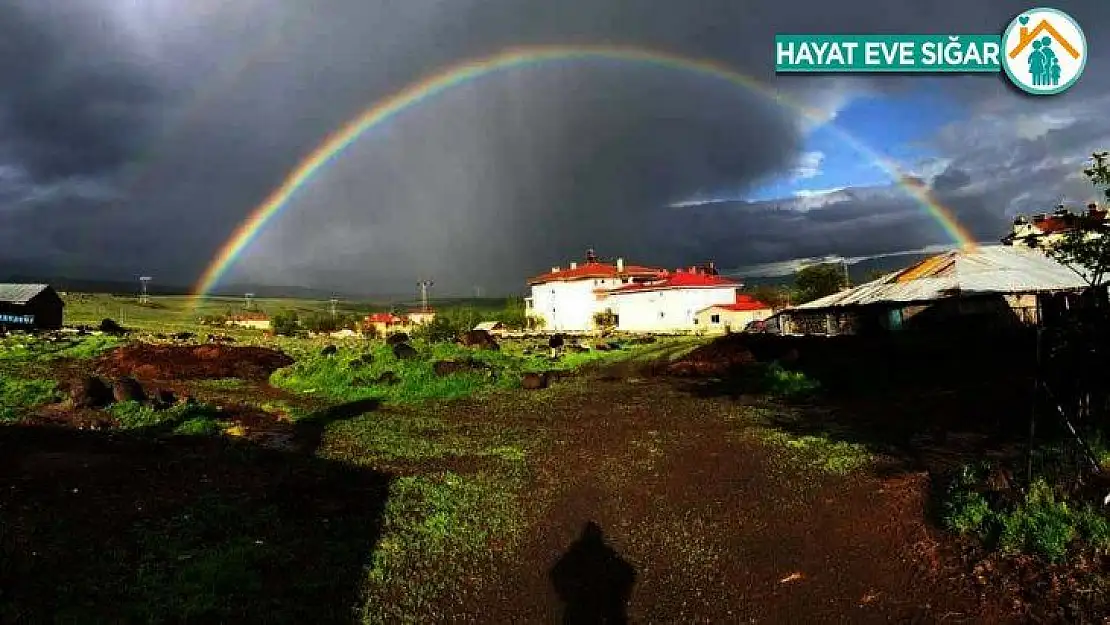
[{"xmin": 1, "ymin": 0, "xmax": 1108, "ymax": 295}]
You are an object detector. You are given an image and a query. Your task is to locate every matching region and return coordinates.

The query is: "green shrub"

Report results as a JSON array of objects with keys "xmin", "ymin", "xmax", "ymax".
[
  {"xmin": 743, "ymin": 363, "xmax": 820, "ymax": 398},
  {"xmin": 942, "ymin": 467, "xmax": 1110, "ymax": 562},
  {"xmin": 271, "ymin": 311, "xmax": 300, "ymax": 337},
  {"xmin": 0, "ymin": 376, "xmax": 58, "ymax": 422}
]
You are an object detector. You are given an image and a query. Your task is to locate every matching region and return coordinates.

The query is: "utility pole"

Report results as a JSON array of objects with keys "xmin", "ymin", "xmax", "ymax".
[
  {"xmin": 244, "ymin": 293, "xmax": 255, "ymax": 311},
  {"xmin": 842, "ymin": 259, "xmax": 851, "ymax": 289},
  {"xmin": 139, "ymin": 276, "xmax": 152, "ymax": 304},
  {"xmin": 417, "ymin": 280, "xmax": 434, "ymax": 312},
  {"xmin": 329, "ymin": 297, "xmax": 339, "ymax": 319}
]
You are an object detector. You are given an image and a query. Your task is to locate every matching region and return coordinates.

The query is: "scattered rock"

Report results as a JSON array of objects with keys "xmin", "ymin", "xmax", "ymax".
[
  {"xmin": 320, "ymin": 344, "xmax": 338, "ymax": 357},
  {"xmin": 70, "ymin": 376, "xmax": 113, "ymax": 409},
  {"xmin": 111, "ymin": 376, "xmax": 146, "ymax": 403},
  {"xmin": 95, "ymin": 344, "xmax": 293, "ymax": 380},
  {"xmin": 386, "ymin": 333, "xmax": 410, "ymax": 346},
  {"xmin": 433, "ymin": 358, "xmax": 493, "ymax": 377},
  {"xmin": 548, "ymin": 334, "xmax": 566, "ymax": 350},
  {"xmin": 458, "ymin": 329, "xmax": 499, "ymax": 350},
  {"xmin": 375, "ymin": 371, "xmax": 400, "ymax": 385},
  {"xmin": 154, "ymin": 389, "xmax": 177, "ymax": 409},
  {"xmin": 521, "ymin": 372, "xmax": 549, "ymax": 390},
  {"xmin": 608, "ymin": 342, "xmax": 622, "ymax": 350},
  {"xmin": 98, "ymin": 318, "xmax": 126, "ymax": 335},
  {"xmin": 173, "ymin": 332, "xmax": 195, "ymax": 341},
  {"xmin": 392, "ymin": 343, "xmax": 418, "ymax": 360}
]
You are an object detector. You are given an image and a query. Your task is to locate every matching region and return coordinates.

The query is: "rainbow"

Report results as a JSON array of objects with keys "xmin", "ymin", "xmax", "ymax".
[{"xmin": 192, "ymin": 44, "xmax": 977, "ymax": 303}]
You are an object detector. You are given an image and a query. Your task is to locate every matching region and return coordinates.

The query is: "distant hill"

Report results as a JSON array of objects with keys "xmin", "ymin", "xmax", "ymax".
[{"xmin": 729, "ymin": 251, "xmax": 934, "ymax": 289}]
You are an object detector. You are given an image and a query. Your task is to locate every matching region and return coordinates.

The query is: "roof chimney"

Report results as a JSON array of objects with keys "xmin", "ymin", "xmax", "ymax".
[
  {"xmin": 616, "ymin": 257, "xmax": 624, "ymax": 272},
  {"xmin": 551, "ymin": 266, "xmax": 560, "ymax": 273},
  {"xmin": 585, "ymin": 249, "xmax": 598, "ymax": 263},
  {"xmin": 570, "ymin": 261, "xmax": 578, "ymax": 269}
]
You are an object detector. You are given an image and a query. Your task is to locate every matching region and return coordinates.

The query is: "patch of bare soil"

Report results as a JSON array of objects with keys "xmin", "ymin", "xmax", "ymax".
[
  {"xmin": 94, "ymin": 344, "xmax": 293, "ymax": 381},
  {"xmin": 442, "ymin": 379, "xmax": 1014, "ymax": 623}
]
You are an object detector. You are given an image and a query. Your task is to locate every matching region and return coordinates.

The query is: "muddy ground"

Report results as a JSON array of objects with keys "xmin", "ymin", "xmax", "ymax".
[{"xmin": 3, "ymin": 333, "xmax": 1108, "ymax": 622}]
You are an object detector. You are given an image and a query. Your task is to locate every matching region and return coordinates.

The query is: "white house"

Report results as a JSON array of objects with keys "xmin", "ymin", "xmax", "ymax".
[
  {"xmin": 526, "ymin": 250, "xmax": 746, "ymax": 333},
  {"xmin": 607, "ymin": 269, "xmax": 743, "ymax": 333},
  {"xmin": 526, "ymin": 250, "xmax": 666, "ymax": 332}
]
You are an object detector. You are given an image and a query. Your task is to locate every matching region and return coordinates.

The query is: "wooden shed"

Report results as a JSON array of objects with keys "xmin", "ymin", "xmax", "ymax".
[{"xmin": 0, "ymin": 284, "xmax": 64, "ymax": 330}]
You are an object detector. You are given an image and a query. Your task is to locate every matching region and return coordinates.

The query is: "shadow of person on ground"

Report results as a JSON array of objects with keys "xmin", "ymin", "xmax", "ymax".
[
  {"xmin": 550, "ymin": 521, "xmax": 636, "ymax": 625},
  {"xmin": 292, "ymin": 397, "xmax": 382, "ymax": 456}
]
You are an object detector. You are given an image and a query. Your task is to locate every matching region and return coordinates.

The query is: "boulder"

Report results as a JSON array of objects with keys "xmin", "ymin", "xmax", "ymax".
[
  {"xmin": 459, "ymin": 329, "xmax": 499, "ymax": 350},
  {"xmin": 112, "ymin": 376, "xmax": 147, "ymax": 403},
  {"xmin": 521, "ymin": 371, "xmax": 549, "ymax": 390},
  {"xmin": 99, "ymin": 318, "xmax": 126, "ymax": 335},
  {"xmin": 375, "ymin": 371, "xmax": 400, "ymax": 385},
  {"xmin": 70, "ymin": 376, "xmax": 113, "ymax": 409},
  {"xmin": 386, "ymin": 332, "xmax": 410, "ymax": 346},
  {"xmin": 392, "ymin": 342, "xmax": 418, "ymax": 360},
  {"xmin": 548, "ymin": 334, "xmax": 566, "ymax": 349},
  {"xmin": 173, "ymin": 332, "xmax": 195, "ymax": 341},
  {"xmin": 433, "ymin": 358, "xmax": 493, "ymax": 377},
  {"xmin": 154, "ymin": 389, "xmax": 177, "ymax": 409},
  {"xmin": 320, "ymin": 344, "xmax": 338, "ymax": 357}
]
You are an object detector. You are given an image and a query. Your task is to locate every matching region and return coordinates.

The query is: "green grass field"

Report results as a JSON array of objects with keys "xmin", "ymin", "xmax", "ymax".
[{"xmin": 1, "ymin": 292, "xmax": 708, "ymax": 622}]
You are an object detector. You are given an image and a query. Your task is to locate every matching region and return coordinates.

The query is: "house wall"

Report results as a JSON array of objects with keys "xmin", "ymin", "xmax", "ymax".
[
  {"xmin": 530, "ymin": 278, "xmax": 623, "ymax": 332},
  {"xmin": 0, "ymin": 289, "xmax": 64, "ymax": 330},
  {"xmin": 694, "ymin": 306, "xmax": 773, "ymax": 334},
  {"xmin": 612, "ymin": 287, "xmax": 739, "ymax": 333}
]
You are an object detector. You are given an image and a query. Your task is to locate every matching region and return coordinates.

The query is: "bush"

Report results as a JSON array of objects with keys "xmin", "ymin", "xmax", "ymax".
[
  {"xmin": 271, "ymin": 311, "xmax": 300, "ymax": 337},
  {"xmin": 942, "ymin": 466, "xmax": 1110, "ymax": 562}
]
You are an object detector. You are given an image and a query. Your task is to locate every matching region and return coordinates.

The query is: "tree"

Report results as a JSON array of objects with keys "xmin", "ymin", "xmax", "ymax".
[
  {"xmin": 792, "ymin": 263, "xmax": 847, "ymax": 304},
  {"xmin": 271, "ymin": 311, "xmax": 300, "ymax": 336},
  {"xmin": 1044, "ymin": 152, "xmax": 1110, "ymax": 287},
  {"xmin": 592, "ymin": 309, "xmax": 618, "ymax": 330},
  {"xmin": 747, "ymin": 284, "xmax": 792, "ymax": 310}
]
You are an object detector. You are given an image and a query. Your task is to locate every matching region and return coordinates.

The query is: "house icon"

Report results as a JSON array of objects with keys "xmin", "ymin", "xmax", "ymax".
[{"xmin": 1009, "ymin": 18, "xmax": 1081, "ymax": 60}]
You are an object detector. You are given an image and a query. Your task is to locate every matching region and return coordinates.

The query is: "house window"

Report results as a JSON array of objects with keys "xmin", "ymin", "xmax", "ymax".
[{"xmin": 711, "ymin": 314, "xmax": 721, "ymax": 324}]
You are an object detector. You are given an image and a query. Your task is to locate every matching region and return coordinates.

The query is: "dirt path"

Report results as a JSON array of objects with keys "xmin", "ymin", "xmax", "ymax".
[{"xmin": 444, "ymin": 377, "xmax": 1009, "ymax": 624}]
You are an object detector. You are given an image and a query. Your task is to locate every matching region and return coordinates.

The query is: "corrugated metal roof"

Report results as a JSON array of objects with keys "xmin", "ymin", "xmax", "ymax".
[
  {"xmin": 791, "ymin": 246, "xmax": 1086, "ymax": 311},
  {"xmin": 0, "ymin": 283, "xmax": 51, "ymax": 304}
]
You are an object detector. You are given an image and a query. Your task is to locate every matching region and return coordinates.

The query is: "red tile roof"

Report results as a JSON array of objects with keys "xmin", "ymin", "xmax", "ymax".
[
  {"xmin": 610, "ymin": 270, "xmax": 740, "ymax": 293},
  {"xmin": 705, "ymin": 294, "xmax": 771, "ymax": 312},
  {"xmin": 528, "ymin": 260, "xmax": 667, "ymax": 285},
  {"xmin": 366, "ymin": 312, "xmax": 405, "ymax": 324}
]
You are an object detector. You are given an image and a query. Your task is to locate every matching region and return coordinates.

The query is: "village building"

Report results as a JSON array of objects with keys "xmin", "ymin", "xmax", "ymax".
[
  {"xmin": 225, "ymin": 312, "xmax": 271, "ymax": 331},
  {"xmin": 364, "ymin": 312, "xmax": 408, "ymax": 335},
  {"xmin": 0, "ymin": 284, "xmax": 64, "ymax": 330},
  {"xmin": 606, "ymin": 267, "xmax": 744, "ymax": 333},
  {"xmin": 473, "ymin": 321, "xmax": 505, "ymax": 333},
  {"xmin": 525, "ymin": 250, "xmax": 752, "ymax": 333},
  {"xmin": 526, "ymin": 250, "xmax": 667, "ymax": 332},
  {"xmin": 779, "ymin": 245, "xmax": 1087, "ymax": 336},
  {"xmin": 407, "ymin": 309, "xmax": 437, "ymax": 325},
  {"xmin": 694, "ymin": 295, "xmax": 774, "ymax": 334},
  {"xmin": 1002, "ymin": 204, "xmax": 1108, "ymax": 249}
]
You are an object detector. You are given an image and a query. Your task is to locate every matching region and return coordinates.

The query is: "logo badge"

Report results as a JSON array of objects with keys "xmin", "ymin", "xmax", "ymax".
[{"xmin": 1001, "ymin": 7, "xmax": 1087, "ymax": 95}]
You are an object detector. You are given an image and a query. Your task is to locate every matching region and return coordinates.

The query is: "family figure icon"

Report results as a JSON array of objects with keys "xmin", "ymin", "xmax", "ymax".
[{"xmin": 1028, "ymin": 37, "xmax": 1061, "ymax": 86}]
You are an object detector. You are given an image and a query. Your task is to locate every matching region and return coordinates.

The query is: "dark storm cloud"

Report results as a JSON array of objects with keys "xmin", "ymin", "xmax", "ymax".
[{"xmin": 2, "ymin": 0, "xmax": 1110, "ymax": 293}]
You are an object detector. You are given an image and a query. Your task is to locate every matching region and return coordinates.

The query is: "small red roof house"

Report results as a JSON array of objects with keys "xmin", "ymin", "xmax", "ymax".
[
  {"xmin": 1003, "ymin": 204, "xmax": 1109, "ymax": 249},
  {"xmin": 225, "ymin": 312, "xmax": 271, "ymax": 330},
  {"xmin": 695, "ymin": 294, "xmax": 773, "ymax": 334}
]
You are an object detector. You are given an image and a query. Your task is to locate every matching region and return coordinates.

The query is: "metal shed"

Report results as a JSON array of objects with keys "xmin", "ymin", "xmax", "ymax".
[{"xmin": 0, "ymin": 284, "xmax": 65, "ymax": 330}]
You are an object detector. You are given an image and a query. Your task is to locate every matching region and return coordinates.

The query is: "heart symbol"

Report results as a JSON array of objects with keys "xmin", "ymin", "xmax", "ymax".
[{"xmin": 1019, "ymin": 15, "xmax": 1030, "ymax": 25}]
